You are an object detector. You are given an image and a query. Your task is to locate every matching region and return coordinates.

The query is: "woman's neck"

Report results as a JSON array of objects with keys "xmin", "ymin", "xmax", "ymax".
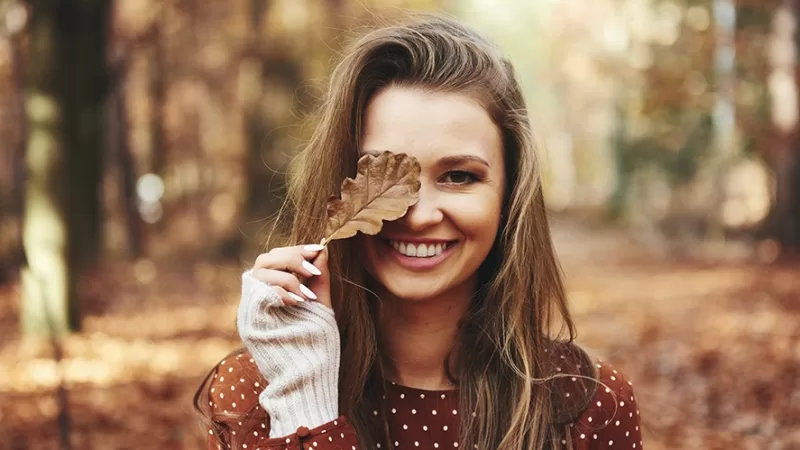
[{"xmin": 376, "ymin": 280, "xmax": 474, "ymax": 391}]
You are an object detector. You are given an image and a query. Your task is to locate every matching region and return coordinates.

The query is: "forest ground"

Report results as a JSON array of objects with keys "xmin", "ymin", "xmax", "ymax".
[{"xmin": 0, "ymin": 219, "xmax": 798, "ymax": 450}]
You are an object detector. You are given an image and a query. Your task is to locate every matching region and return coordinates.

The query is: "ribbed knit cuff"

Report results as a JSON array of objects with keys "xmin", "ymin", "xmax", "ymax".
[{"xmin": 237, "ymin": 271, "xmax": 341, "ymax": 438}]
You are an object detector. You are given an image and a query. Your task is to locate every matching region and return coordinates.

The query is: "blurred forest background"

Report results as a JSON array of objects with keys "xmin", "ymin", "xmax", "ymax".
[{"xmin": 0, "ymin": 0, "xmax": 798, "ymax": 448}]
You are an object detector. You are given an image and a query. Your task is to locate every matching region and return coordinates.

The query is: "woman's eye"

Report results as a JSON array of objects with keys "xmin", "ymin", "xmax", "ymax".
[{"xmin": 441, "ymin": 171, "xmax": 478, "ymax": 185}]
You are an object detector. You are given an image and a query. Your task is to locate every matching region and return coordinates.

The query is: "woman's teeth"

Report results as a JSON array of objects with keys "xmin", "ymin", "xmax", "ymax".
[{"xmin": 390, "ymin": 241, "xmax": 449, "ymax": 258}]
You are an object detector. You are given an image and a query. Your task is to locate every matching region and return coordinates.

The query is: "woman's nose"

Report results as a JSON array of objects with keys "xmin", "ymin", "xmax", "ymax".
[{"xmin": 401, "ymin": 185, "xmax": 444, "ymax": 231}]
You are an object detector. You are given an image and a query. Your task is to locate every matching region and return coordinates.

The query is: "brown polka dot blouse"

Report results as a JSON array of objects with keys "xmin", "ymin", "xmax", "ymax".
[{"xmin": 202, "ymin": 350, "xmax": 643, "ymax": 450}]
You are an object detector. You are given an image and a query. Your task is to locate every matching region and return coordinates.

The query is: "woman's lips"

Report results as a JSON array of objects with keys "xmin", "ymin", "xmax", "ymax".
[{"xmin": 383, "ymin": 239, "xmax": 458, "ymax": 271}]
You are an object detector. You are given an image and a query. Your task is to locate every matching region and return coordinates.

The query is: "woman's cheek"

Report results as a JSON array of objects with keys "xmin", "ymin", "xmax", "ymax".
[{"xmin": 449, "ymin": 195, "xmax": 502, "ymax": 239}]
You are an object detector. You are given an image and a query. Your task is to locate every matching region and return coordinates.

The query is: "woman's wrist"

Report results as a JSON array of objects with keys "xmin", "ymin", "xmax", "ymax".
[
  {"xmin": 237, "ymin": 271, "xmax": 341, "ymax": 437},
  {"xmin": 258, "ymin": 364, "xmax": 340, "ymax": 436}
]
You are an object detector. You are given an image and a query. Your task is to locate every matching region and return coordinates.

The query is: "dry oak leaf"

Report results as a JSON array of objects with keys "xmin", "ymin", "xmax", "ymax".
[{"xmin": 323, "ymin": 151, "xmax": 421, "ymax": 244}]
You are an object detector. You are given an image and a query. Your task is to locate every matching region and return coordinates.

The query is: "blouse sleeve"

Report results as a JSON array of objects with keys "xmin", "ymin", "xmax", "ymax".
[
  {"xmin": 249, "ymin": 418, "xmax": 360, "ymax": 450},
  {"xmin": 203, "ymin": 350, "xmax": 361, "ymax": 450},
  {"xmin": 570, "ymin": 361, "xmax": 643, "ymax": 449}
]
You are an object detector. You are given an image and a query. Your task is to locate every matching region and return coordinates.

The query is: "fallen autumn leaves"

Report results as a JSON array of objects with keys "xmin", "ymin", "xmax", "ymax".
[{"xmin": 1, "ymin": 222, "xmax": 798, "ymax": 449}]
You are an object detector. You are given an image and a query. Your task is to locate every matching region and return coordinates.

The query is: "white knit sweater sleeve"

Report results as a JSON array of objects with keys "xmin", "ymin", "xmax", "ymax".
[{"xmin": 236, "ymin": 270, "xmax": 341, "ymax": 438}]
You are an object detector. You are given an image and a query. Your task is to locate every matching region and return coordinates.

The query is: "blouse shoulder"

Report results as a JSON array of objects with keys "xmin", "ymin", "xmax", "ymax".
[
  {"xmin": 569, "ymin": 360, "xmax": 643, "ymax": 449},
  {"xmin": 203, "ymin": 348, "xmax": 268, "ymax": 423},
  {"xmin": 544, "ymin": 341, "xmax": 597, "ymax": 423}
]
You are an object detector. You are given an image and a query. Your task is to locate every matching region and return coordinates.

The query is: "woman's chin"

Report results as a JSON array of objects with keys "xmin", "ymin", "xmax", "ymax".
[
  {"xmin": 377, "ymin": 273, "xmax": 465, "ymax": 304},
  {"xmin": 392, "ymin": 290, "xmax": 442, "ymax": 303}
]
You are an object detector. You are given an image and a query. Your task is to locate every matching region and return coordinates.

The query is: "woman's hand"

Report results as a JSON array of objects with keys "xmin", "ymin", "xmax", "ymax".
[
  {"xmin": 237, "ymin": 243, "xmax": 340, "ymax": 437},
  {"xmin": 249, "ymin": 243, "xmax": 332, "ymax": 309}
]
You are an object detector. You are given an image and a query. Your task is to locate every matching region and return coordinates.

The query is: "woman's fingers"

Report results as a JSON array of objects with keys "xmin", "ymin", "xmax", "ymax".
[
  {"xmin": 306, "ymin": 246, "xmax": 332, "ymax": 309},
  {"xmin": 301, "ymin": 260, "xmax": 322, "ymax": 276},
  {"xmin": 302, "ymin": 243, "xmax": 325, "ymax": 252},
  {"xmin": 251, "ymin": 268, "xmax": 317, "ymax": 302},
  {"xmin": 249, "ymin": 243, "xmax": 332, "ymax": 308},
  {"xmin": 253, "ymin": 245, "xmax": 324, "ymax": 278},
  {"xmin": 265, "ymin": 285, "xmax": 305, "ymax": 307}
]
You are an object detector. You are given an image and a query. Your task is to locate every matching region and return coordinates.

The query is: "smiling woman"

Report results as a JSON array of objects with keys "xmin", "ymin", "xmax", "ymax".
[
  {"xmin": 361, "ymin": 88, "xmax": 504, "ymax": 304},
  {"xmin": 195, "ymin": 13, "xmax": 643, "ymax": 450}
]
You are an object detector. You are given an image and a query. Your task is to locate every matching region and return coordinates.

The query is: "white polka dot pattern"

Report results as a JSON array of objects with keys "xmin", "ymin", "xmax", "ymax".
[
  {"xmin": 204, "ymin": 351, "xmax": 358, "ymax": 450},
  {"xmin": 203, "ymin": 351, "xmax": 643, "ymax": 450},
  {"xmin": 568, "ymin": 361, "xmax": 643, "ymax": 449}
]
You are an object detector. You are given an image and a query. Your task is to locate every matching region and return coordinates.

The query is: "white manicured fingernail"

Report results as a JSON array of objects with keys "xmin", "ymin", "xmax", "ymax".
[
  {"xmin": 287, "ymin": 292, "xmax": 305, "ymax": 303},
  {"xmin": 302, "ymin": 260, "xmax": 322, "ymax": 276},
  {"xmin": 303, "ymin": 244, "xmax": 325, "ymax": 252},
  {"xmin": 299, "ymin": 284, "xmax": 317, "ymax": 300}
]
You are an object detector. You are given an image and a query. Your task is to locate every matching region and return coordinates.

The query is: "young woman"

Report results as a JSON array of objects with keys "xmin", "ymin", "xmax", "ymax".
[{"xmin": 196, "ymin": 14, "xmax": 643, "ymax": 450}]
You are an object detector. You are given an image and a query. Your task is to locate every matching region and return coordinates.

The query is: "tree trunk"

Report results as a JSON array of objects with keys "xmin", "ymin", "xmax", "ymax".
[
  {"xmin": 766, "ymin": 0, "xmax": 800, "ymax": 255},
  {"xmin": 243, "ymin": 0, "xmax": 303, "ymax": 226},
  {"xmin": 22, "ymin": 0, "xmax": 73, "ymax": 335},
  {"xmin": 108, "ymin": 56, "xmax": 144, "ymax": 259},
  {"xmin": 0, "ymin": 0, "xmax": 28, "ymax": 285},
  {"xmin": 771, "ymin": 150, "xmax": 800, "ymax": 252},
  {"xmin": 149, "ymin": 17, "xmax": 166, "ymax": 177},
  {"xmin": 21, "ymin": 0, "xmax": 109, "ymax": 336},
  {"xmin": 708, "ymin": 0, "xmax": 739, "ymax": 236},
  {"xmin": 780, "ymin": 0, "xmax": 800, "ymax": 252},
  {"xmin": 59, "ymin": 0, "xmax": 109, "ymax": 270}
]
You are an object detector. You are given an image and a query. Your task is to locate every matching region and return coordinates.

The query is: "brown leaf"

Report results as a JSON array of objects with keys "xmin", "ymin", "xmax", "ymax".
[{"xmin": 323, "ymin": 151, "xmax": 421, "ymax": 244}]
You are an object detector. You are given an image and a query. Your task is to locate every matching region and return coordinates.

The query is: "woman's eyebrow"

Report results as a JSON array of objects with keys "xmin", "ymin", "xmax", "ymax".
[
  {"xmin": 437, "ymin": 155, "xmax": 490, "ymax": 168},
  {"xmin": 362, "ymin": 150, "xmax": 490, "ymax": 168}
]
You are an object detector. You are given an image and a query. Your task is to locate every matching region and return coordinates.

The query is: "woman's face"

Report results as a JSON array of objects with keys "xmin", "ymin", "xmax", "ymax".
[{"xmin": 361, "ymin": 86, "xmax": 506, "ymax": 302}]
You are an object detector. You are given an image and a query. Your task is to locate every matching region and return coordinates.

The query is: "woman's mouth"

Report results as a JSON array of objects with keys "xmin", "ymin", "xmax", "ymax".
[
  {"xmin": 383, "ymin": 239, "xmax": 459, "ymax": 271},
  {"xmin": 388, "ymin": 240, "xmax": 453, "ymax": 257}
]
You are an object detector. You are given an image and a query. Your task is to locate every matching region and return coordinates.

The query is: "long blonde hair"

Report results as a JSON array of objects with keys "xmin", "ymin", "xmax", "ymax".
[{"xmin": 274, "ymin": 13, "xmax": 596, "ymax": 450}]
